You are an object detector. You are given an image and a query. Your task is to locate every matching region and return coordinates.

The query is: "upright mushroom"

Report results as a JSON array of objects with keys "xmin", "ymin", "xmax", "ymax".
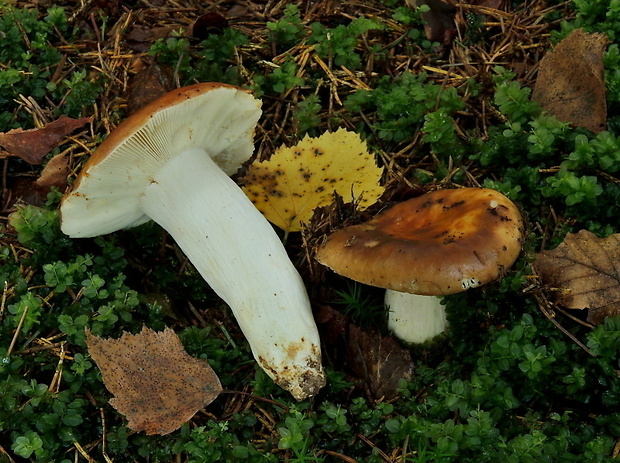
[
  {"xmin": 61, "ymin": 83, "xmax": 325, "ymax": 400},
  {"xmin": 316, "ymin": 188, "xmax": 525, "ymax": 344}
]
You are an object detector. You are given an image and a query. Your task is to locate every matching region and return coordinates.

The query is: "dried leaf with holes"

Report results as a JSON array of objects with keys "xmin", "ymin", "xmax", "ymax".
[
  {"xmin": 346, "ymin": 324, "xmax": 414, "ymax": 400},
  {"xmin": 532, "ymin": 29, "xmax": 608, "ymax": 133},
  {"xmin": 242, "ymin": 128, "xmax": 385, "ymax": 232},
  {"xmin": 86, "ymin": 326, "xmax": 222, "ymax": 435},
  {"xmin": 534, "ymin": 230, "xmax": 620, "ymax": 324},
  {"xmin": 0, "ymin": 115, "xmax": 91, "ymax": 164}
]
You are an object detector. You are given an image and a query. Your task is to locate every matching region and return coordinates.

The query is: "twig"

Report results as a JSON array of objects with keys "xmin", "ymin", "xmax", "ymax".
[
  {"xmin": 0, "ymin": 280, "xmax": 8, "ymax": 321},
  {"xmin": 220, "ymin": 390, "xmax": 290, "ymax": 412},
  {"xmin": 534, "ymin": 292, "xmax": 595, "ymax": 357},
  {"xmin": 357, "ymin": 433, "xmax": 392, "ymax": 462},
  {"xmin": 48, "ymin": 341, "xmax": 67, "ymax": 393},
  {"xmin": 0, "ymin": 443, "xmax": 16, "ymax": 463},
  {"xmin": 6, "ymin": 304, "xmax": 28, "ymax": 358},
  {"xmin": 73, "ymin": 440, "xmax": 96, "ymax": 463},
  {"xmin": 320, "ymin": 450, "xmax": 358, "ymax": 462},
  {"xmin": 100, "ymin": 408, "xmax": 113, "ymax": 463}
]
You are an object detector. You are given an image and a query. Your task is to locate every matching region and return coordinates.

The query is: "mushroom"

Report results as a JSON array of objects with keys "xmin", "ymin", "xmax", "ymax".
[
  {"xmin": 60, "ymin": 83, "xmax": 325, "ymax": 400},
  {"xmin": 316, "ymin": 188, "xmax": 525, "ymax": 344}
]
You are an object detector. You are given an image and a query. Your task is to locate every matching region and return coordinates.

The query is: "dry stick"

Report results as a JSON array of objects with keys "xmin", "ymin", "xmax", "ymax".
[
  {"xmin": 219, "ymin": 390, "xmax": 290, "ymax": 413},
  {"xmin": 555, "ymin": 306, "xmax": 594, "ymax": 329},
  {"xmin": 100, "ymin": 408, "xmax": 113, "ymax": 463},
  {"xmin": 6, "ymin": 304, "xmax": 28, "ymax": 358},
  {"xmin": 0, "ymin": 159, "xmax": 9, "ymax": 212},
  {"xmin": 73, "ymin": 440, "xmax": 96, "ymax": 463},
  {"xmin": 401, "ymin": 434, "xmax": 410, "ymax": 463},
  {"xmin": 0, "ymin": 444, "xmax": 16, "ymax": 463},
  {"xmin": 18, "ymin": 342, "xmax": 66, "ymax": 355},
  {"xmin": 534, "ymin": 292, "xmax": 595, "ymax": 357},
  {"xmin": 0, "ymin": 281, "xmax": 8, "ymax": 320},
  {"xmin": 613, "ymin": 437, "xmax": 620, "ymax": 459},
  {"xmin": 320, "ymin": 449, "xmax": 358, "ymax": 463},
  {"xmin": 356, "ymin": 433, "xmax": 392, "ymax": 462},
  {"xmin": 48, "ymin": 341, "xmax": 67, "ymax": 393}
]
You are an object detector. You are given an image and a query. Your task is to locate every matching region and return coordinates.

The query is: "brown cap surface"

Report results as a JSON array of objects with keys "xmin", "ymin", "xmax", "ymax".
[{"xmin": 316, "ymin": 188, "xmax": 525, "ymax": 295}]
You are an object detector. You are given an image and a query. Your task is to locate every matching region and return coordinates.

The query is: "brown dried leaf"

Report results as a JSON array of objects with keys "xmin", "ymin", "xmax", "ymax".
[
  {"xmin": 532, "ymin": 29, "xmax": 608, "ymax": 133},
  {"xmin": 534, "ymin": 230, "xmax": 620, "ymax": 324},
  {"xmin": 0, "ymin": 116, "xmax": 91, "ymax": 164},
  {"xmin": 315, "ymin": 304, "xmax": 413, "ymax": 399},
  {"xmin": 476, "ymin": 0, "xmax": 505, "ymax": 8},
  {"xmin": 126, "ymin": 61, "xmax": 175, "ymax": 114},
  {"xmin": 346, "ymin": 324, "xmax": 414, "ymax": 400},
  {"xmin": 126, "ymin": 25, "xmax": 175, "ymax": 52},
  {"xmin": 191, "ymin": 12, "xmax": 229, "ymax": 40},
  {"xmin": 34, "ymin": 153, "xmax": 70, "ymax": 196},
  {"xmin": 86, "ymin": 326, "xmax": 222, "ymax": 435},
  {"xmin": 405, "ymin": 0, "xmax": 456, "ymax": 45}
]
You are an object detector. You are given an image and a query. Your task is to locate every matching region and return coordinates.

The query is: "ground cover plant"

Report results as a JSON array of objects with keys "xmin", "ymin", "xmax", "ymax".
[{"xmin": 1, "ymin": 0, "xmax": 620, "ymax": 461}]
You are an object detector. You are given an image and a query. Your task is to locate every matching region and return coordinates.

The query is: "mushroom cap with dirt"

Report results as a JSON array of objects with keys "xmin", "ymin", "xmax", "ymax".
[
  {"xmin": 316, "ymin": 187, "xmax": 525, "ymax": 343},
  {"xmin": 61, "ymin": 82, "xmax": 325, "ymax": 400}
]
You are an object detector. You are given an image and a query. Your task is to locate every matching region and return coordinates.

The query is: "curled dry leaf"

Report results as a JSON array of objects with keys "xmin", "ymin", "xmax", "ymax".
[
  {"xmin": 34, "ymin": 153, "xmax": 70, "ymax": 196},
  {"xmin": 242, "ymin": 128, "xmax": 385, "ymax": 232},
  {"xmin": 315, "ymin": 304, "xmax": 414, "ymax": 400},
  {"xmin": 126, "ymin": 25, "xmax": 175, "ymax": 52},
  {"xmin": 6, "ymin": 153, "xmax": 70, "ymax": 208},
  {"xmin": 532, "ymin": 29, "xmax": 608, "ymax": 133},
  {"xmin": 126, "ymin": 61, "xmax": 175, "ymax": 114},
  {"xmin": 346, "ymin": 324, "xmax": 414, "ymax": 400},
  {"xmin": 191, "ymin": 12, "xmax": 229, "ymax": 40},
  {"xmin": 404, "ymin": 0, "xmax": 456, "ymax": 45},
  {"xmin": 534, "ymin": 230, "xmax": 620, "ymax": 324},
  {"xmin": 0, "ymin": 115, "xmax": 92, "ymax": 164},
  {"xmin": 86, "ymin": 326, "xmax": 222, "ymax": 435},
  {"xmin": 404, "ymin": 0, "xmax": 503, "ymax": 49}
]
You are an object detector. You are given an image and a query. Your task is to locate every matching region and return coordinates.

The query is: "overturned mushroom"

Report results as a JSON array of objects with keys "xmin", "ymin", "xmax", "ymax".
[
  {"xmin": 316, "ymin": 188, "xmax": 525, "ymax": 344},
  {"xmin": 60, "ymin": 83, "xmax": 325, "ymax": 400}
]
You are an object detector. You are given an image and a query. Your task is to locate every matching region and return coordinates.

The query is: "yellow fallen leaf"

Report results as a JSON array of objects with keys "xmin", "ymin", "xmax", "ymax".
[{"xmin": 242, "ymin": 128, "xmax": 385, "ymax": 232}]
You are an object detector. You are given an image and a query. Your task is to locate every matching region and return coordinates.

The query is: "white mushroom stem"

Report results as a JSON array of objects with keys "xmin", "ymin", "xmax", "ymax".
[
  {"xmin": 140, "ymin": 147, "xmax": 325, "ymax": 400},
  {"xmin": 385, "ymin": 290, "xmax": 447, "ymax": 344}
]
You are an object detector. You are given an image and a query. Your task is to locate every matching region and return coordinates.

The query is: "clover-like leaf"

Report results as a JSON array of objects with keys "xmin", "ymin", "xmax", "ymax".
[
  {"xmin": 242, "ymin": 128, "xmax": 385, "ymax": 232},
  {"xmin": 86, "ymin": 326, "xmax": 222, "ymax": 435},
  {"xmin": 534, "ymin": 230, "xmax": 620, "ymax": 324}
]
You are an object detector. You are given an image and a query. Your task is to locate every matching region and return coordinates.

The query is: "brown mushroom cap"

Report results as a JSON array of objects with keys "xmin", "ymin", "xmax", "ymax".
[{"xmin": 316, "ymin": 188, "xmax": 525, "ymax": 296}]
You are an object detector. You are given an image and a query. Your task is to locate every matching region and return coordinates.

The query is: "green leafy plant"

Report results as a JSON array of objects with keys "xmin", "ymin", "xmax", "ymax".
[
  {"xmin": 0, "ymin": 5, "xmax": 100, "ymax": 129},
  {"xmin": 148, "ymin": 30, "xmax": 191, "ymax": 68},
  {"xmin": 345, "ymin": 72, "xmax": 464, "ymax": 143},
  {"xmin": 254, "ymin": 56, "xmax": 304, "ymax": 96},
  {"xmin": 295, "ymin": 94, "xmax": 323, "ymax": 134},
  {"xmin": 542, "ymin": 165, "xmax": 604, "ymax": 206},
  {"xmin": 194, "ymin": 28, "xmax": 249, "ymax": 84},
  {"xmin": 567, "ymin": 131, "xmax": 620, "ymax": 172},
  {"xmin": 308, "ymin": 17, "xmax": 383, "ymax": 69},
  {"xmin": 2, "ymin": 1, "xmax": 620, "ymax": 462},
  {"xmin": 267, "ymin": 4, "xmax": 306, "ymax": 51},
  {"xmin": 332, "ymin": 281, "xmax": 385, "ymax": 327},
  {"xmin": 149, "ymin": 28, "xmax": 248, "ymax": 85}
]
